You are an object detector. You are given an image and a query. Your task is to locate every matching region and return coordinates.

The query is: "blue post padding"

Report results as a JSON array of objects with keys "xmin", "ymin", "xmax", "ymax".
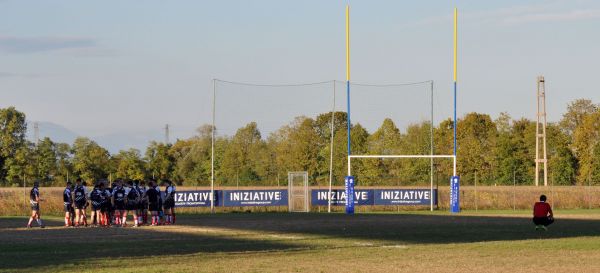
[
  {"xmin": 345, "ymin": 176, "xmax": 355, "ymax": 214},
  {"xmin": 450, "ymin": 176, "xmax": 460, "ymax": 213}
]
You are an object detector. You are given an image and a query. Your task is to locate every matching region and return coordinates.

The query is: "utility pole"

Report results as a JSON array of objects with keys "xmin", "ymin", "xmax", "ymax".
[
  {"xmin": 535, "ymin": 76, "xmax": 548, "ymax": 186},
  {"xmin": 164, "ymin": 124, "xmax": 170, "ymax": 144},
  {"xmin": 34, "ymin": 122, "xmax": 39, "ymax": 146}
]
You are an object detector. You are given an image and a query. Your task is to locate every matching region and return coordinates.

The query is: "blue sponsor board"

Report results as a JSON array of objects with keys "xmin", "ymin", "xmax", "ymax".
[
  {"xmin": 450, "ymin": 176, "xmax": 460, "ymax": 213},
  {"xmin": 223, "ymin": 189, "xmax": 288, "ymax": 207},
  {"xmin": 311, "ymin": 189, "xmax": 374, "ymax": 206},
  {"xmin": 373, "ymin": 189, "xmax": 437, "ymax": 206},
  {"xmin": 174, "ymin": 190, "xmax": 221, "ymax": 207},
  {"xmin": 345, "ymin": 176, "xmax": 355, "ymax": 214}
]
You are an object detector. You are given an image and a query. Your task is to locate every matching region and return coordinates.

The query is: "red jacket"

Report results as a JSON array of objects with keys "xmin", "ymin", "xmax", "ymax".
[{"xmin": 533, "ymin": 202, "xmax": 552, "ymax": 218}]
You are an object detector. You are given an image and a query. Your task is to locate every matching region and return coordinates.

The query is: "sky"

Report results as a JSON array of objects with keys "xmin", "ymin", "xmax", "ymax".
[{"xmin": 1, "ymin": 0, "xmax": 599, "ymax": 152}]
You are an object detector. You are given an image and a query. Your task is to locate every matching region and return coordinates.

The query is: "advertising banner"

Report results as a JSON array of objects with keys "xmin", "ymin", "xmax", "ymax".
[
  {"xmin": 311, "ymin": 189, "xmax": 374, "ymax": 206},
  {"xmin": 222, "ymin": 189, "xmax": 288, "ymax": 207},
  {"xmin": 373, "ymin": 189, "xmax": 437, "ymax": 206},
  {"xmin": 174, "ymin": 190, "xmax": 220, "ymax": 207}
]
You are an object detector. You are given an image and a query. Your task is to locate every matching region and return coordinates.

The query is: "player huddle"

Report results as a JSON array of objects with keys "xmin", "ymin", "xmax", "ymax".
[{"xmin": 29, "ymin": 178, "xmax": 177, "ymax": 228}]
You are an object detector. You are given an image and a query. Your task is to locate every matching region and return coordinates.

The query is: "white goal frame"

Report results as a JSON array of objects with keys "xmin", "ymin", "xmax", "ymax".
[{"xmin": 347, "ymin": 154, "xmax": 456, "ymax": 211}]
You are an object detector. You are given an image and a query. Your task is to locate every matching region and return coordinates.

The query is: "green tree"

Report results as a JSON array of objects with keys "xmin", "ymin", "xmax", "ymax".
[
  {"xmin": 33, "ymin": 137, "xmax": 58, "ymax": 184},
  {"xmin": 560, "ymin": 99, "xmax": 597, "ymax": 137},
  {"xmin": 4, "ymin": 143, "xmax": 36, "ymax": 186},
  {"xmin": 547, "ymin": 124, "xmax": 576, "ymax": 185},
  {"xmin": 0, "ymin": 107, "xmax": 27, "ymax": 183},
  {"xmin": 55, "ymin": 143, "xmax": 73, "ymax": 183},
  {"xmin": 573, "ymin": 111, "xmax": 600, "ymax": 184},
  {"xmin": 145, "ymin": 141, "xmax": 174, "ymax": 180},
  {"xmin": 362, "ymin": 118, "xmax": 402, "ymax": 185},
  {"xmin": 71, "ymin": 137, "xmax": 111, "ymax": 182},
  {"xmin": 113, "ymin": 148, "xmax": 147, "ymax": 180},
  {"xmin": 221, "ymin": 122, "xmax": 269, "ymax": 185},
  {"xmin": 456, "ymin": 113, "xmax": 498, "ymax": 184}
]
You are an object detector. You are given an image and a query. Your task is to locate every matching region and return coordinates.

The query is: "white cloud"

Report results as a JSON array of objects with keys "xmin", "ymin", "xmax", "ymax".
[
  {"xmin": 0, "ymin": 36, "xmax": 96, "ymax": 53},
  {"xmin": 503, "ymin": 9, "xmax": 600, "ymax": 24}
]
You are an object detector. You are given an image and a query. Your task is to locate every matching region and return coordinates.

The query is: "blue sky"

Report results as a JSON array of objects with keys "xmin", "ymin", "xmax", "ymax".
[{"xmin": 1, "ymin": 0, "xmax": 599, "ymax": 152}]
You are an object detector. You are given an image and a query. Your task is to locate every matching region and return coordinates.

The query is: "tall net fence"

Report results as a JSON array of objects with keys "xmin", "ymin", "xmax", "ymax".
[
  {"xmin": 212, "ymin": 79, "xmax": 453, "ymax": 188},
  {"xmin": 212, "ymin": 79, "xmax": 338, "ymax": 187}
]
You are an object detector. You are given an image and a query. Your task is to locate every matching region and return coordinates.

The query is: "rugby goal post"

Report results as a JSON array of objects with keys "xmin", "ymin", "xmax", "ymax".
[{"xmin": 347, "ymin": 154, "xmax": 456, "ymax": 211}]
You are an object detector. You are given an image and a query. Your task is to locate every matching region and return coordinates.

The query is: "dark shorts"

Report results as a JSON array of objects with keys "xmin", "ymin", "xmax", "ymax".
[
  {"xmin": 139, "ymin": 201, "xmax": 148, "ymax": 210},
  {"xmin": 533, "ymin": 217, "xmax": 554, "ymax": 226},
  {"xmin": 126, "ymin": 201, "xmax": 138, "ymax": 211},
  {"xmin": 148, "ymin": 202, "xmax": 160, "ymax": 212},
  {"xmin": 64, "ymin": 203, "xmax": 73, "ymax": 212},
  {"xmin": 115, "ymin": 202, "xmax": 126, "ymax": 211},
  {"xmin": 163, "ymin": 199, "xmax": 175, "ymax": 210},
  {"xmin": 31, "ymin": 203, "xmax": 39, "ymax": 211},
  {"xmin": 91, "ymin": 201, "xmax": 102, "ymax": 211},
  {"xmin": 75, "ymin": 201, "xmax": 86, "ymax": 210},
  {"xmin": 101, "ymin": 202, "xmax": 110, "ymax": 213}
]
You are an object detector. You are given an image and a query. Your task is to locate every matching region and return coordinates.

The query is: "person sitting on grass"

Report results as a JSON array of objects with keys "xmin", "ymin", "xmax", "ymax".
[{"xmin": 533, "ymin": 194, "xmax": 554, "ymax": 230}]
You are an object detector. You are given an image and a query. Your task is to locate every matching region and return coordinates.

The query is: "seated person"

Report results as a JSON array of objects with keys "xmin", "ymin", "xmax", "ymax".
[{"xmin": 533, "ymin": 194, "xmax": 554, "ymax": 230}]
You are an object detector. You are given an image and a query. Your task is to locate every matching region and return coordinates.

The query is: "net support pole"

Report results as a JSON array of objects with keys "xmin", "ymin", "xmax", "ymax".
[
  {"xmin": 328, "ymin": 80, "xmax": 335, "ymax": 213},
  {"xmin": 211, "ymin": 79, "xmax": 216, "ymax": 213},
  {"xmin": 430, "ymin": 80, "xmax": 434, "ymax": 212}
]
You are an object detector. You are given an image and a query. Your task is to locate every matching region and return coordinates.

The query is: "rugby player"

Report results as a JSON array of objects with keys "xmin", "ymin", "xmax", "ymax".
[
  {"xmin": 163, "ymin": 180, "xmax": 176, "ymax": 225},
  {"xmin": 73, "ymin": 178, "xmax": 88, "ymax": 227},
  {"xmin": 100, "ymin": 182, "xmax": 112, "ymax": 226},
  {"xmin": 144, "ymin": 181, "xmax": 160, "ymax": 226},
  {"xmin": 81, "ymin": 181, "xmax": 90, "ymax": 226},
  {"xmin": 138, "ymin": 180, "xmax": 148, "ymax": 225},
  {"xmin": 63, "ymin": 181, "xmax": 73, "ymax": 227},
  {"xmin": 107, "ymin": 182, "xmax": 116, "ymax": 225},
  {"xmin": 90, "ymin": 182, "xmax": 104, "ymax": 227},
  {"xmin": 124, "ymin": 180, "xmax": 140, "ymax": 227},
  {"xmin": 156, "ymin": 181, "xmax": 165, "ymax": 225},
  {"xmin": 112, "ymin": 180, "xmax": 126, "ymax": 226},
  {"xmin": 27, "ymin": 181, "xmax": 44, "ymax": 228}
]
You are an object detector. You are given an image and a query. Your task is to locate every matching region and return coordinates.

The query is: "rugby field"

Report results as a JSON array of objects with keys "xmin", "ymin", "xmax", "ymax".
[{"xmin": 2, "ymin": 210, "xmax": 600, "ymax": 272}]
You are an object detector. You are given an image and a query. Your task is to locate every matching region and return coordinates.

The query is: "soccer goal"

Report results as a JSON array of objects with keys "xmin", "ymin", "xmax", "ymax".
[{"xmin": 288, "ymin": 171, "xmax": 309, "ymax": 212}]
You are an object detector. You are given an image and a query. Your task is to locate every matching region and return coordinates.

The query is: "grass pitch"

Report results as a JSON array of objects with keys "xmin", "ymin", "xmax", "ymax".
[{"xmin": 2, "ymin": 210, "xmax": 600, "ymax": 273}]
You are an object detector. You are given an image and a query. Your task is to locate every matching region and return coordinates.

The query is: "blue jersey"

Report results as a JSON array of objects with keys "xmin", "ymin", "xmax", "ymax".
[
  {"xmin": 74, "ymin": 185, "xmax": 86, "ymax": 203},
  {"xmin": 63, "ymin": 187, "xmax": 72, "ymax": 204},
  {"xmin": 30, "ymin": 187, "xmax": 39, "ymax": 204}
]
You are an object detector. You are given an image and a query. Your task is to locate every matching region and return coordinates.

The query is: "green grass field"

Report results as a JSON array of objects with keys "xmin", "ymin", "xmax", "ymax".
[{"xmin": 2, "ymin": 210, "xmax": 600, "ymax": 272}]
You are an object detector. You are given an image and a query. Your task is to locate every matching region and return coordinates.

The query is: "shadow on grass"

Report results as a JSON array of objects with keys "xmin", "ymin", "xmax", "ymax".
[
  {"xmin": 0, "ymin": 217, "xmax": 299, "ymax": 271},
  {"xmin": 190, "ymin": 212, "xmax": 600, "ymax": 244}
]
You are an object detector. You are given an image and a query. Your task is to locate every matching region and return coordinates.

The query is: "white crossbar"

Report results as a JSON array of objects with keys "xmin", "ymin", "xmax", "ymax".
[{"xmin": 349, "ymin": 155, "xmax": 455, "ymax": 159}]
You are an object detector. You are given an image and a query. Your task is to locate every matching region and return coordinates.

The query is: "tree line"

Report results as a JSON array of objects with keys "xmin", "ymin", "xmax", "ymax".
[{"xmin": 0, "ymin": 98, "xmax": 598, "ymax": 187}]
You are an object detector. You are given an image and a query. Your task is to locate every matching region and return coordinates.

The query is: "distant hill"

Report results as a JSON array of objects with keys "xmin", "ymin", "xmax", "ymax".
[
  {"xmin": 26, "ymin": 121, "xmax": 79, "ymax": 145},
  {"xmin": 26, "ymin": 121, "xmax": 192, "ymax": 154}
]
